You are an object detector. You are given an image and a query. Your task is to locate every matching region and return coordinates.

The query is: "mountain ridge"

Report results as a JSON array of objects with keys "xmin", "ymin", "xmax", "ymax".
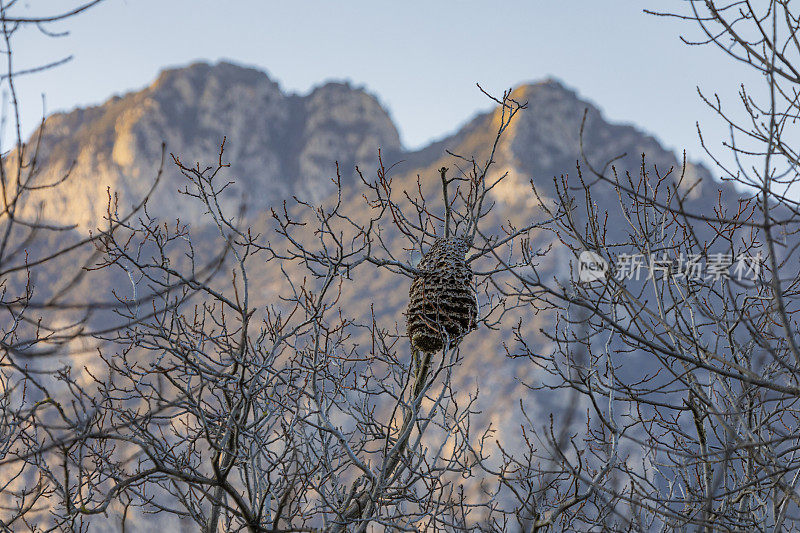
[{"xmin": 16, "ymin": 60, "xmax": 724, "ymax": 231}]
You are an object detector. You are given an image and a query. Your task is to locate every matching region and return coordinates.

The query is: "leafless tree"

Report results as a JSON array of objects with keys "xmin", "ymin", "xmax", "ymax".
[
  {"xmin": 1, "ymin": 11, "xmax": 545, "ymax": 527},
  {"xmin": 457, "ymin": 2, "xmax": 800, "ymax": 531},
  {"xmin": 9, "ymin": 2, "xmax": 800, "ymax": 532},
  {"xmin": 0, "ymin": 2, "xmax": 209, "ymax": 530},
  {"xmin": 59, "ymin": 89, "xmax": 543, "ymax": 531}
]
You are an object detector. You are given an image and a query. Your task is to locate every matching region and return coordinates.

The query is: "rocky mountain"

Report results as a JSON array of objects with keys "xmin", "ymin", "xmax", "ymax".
[
  {"xmin": 19, "ymin": 61, "xmax": 727, "ymax": 232},
  {"xmin": 17, "ymin": 59, "xmax": 739, "ymax": 434},
  {"xmin": 20, "ymin": 61, "xmax": 402, "ymax": 229},
  {"xmin": 9, "ymin": 61, "xmax": 745, "ymax": 530}
]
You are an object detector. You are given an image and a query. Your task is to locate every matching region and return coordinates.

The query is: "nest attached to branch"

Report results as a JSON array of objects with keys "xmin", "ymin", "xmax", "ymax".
[{"xmin": 406, "ymin": 237, "xmax": 478, "ymax": 353}]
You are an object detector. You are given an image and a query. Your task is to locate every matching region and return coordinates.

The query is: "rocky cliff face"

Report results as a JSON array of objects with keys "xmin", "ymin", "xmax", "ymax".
[
  {"xmin": 402, "ymin": 79, "xmax": 720, "ymax": 212},
  {"xmin": 19, "ymin": 62, "xmax": 402, "ymax": 229}
]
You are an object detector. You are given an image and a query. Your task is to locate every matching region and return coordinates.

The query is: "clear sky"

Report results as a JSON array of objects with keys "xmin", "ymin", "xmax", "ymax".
[{"xmin": 12, "ymin": 1, "xmax": 762, "ymax": 177}]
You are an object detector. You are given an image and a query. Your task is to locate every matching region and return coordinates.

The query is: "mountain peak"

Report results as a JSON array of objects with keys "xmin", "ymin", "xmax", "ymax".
[
  {"xmin": 152, "ymin": 60, "xmax": 279, "ymax": 90},
  {"xmin": 19, "ymin": 61, "xmax": 402, "ymax": 228}
]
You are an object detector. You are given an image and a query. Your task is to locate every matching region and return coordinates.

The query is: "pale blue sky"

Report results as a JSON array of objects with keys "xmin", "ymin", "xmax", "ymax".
[{"xmin": 13, "ymin": 1, "xmax": 761, "ymax": 176}]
